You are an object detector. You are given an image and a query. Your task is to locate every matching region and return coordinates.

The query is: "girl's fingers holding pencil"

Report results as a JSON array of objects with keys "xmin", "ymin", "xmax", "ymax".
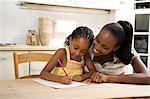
[
  {"xmin": 82, "ymin": 79, "xmax": 92, "ymax": 84},
  {"xmin": 61, "ymin": 76, "xmax": 72, "ymax": 84},
  {"xmin": 72, "ymin": 75, "xmax": 83, "ymax": 82}
]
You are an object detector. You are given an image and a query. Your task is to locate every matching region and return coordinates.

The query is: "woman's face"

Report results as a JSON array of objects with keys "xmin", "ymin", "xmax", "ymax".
[
  {"xmin": 69, "ymin": 37, "xmax": 89, "ymax": 61},
  {"xmin": 92, "ymin": 29, "xmax": 119, "ymax": 56}
]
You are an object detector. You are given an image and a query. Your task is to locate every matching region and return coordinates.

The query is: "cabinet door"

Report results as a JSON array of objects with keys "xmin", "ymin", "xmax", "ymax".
[
  {"xmin": 0, "ymin": 51, "xmax": 29, "ymax": 80},
  {"xmin": 0, "ymin": 51, "xmax": 14, "ymax": 80},
  {"xmin": 83, "ymin": 0, "xmax": 120, "ymax": 10},
  {"xmin": 29, "ymin": 51, "xmax": 55, "ymax": 75}
]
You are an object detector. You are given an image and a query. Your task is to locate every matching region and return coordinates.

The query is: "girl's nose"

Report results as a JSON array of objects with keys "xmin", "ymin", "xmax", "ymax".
[{"xmin": 75, "ymin": 51, "xmax": 80, "ymax": 56}]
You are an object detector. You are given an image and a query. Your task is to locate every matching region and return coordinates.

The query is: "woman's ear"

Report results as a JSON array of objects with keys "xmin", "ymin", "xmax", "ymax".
[{"xmin": 113, "ymin": 45, "xmax": 120, "ymax": 52}]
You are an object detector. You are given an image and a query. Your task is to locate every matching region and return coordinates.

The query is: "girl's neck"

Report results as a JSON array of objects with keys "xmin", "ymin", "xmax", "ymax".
[{"xmin": 68, "ymin": 47, "xmax": 82, "ymax": 62}]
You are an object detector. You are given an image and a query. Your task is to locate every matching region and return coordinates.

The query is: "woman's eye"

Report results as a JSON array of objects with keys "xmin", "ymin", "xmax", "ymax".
[
  {"xmin": 95, "ymin": 38, "xmax": 99, "ymax": 43},
  {"xmin": 103, "ymin": 47, "xmax": 109, "ymax": 50}
]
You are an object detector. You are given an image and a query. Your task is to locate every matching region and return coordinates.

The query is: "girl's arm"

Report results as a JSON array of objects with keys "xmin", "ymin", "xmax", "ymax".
[
  {"xmin": 72, "ymin": 53, "xmax": 96, "ymax": 82},
  {"xmin": 81, "ymin": 53, "xmax": 96, "ymax": 80},
  {"xmin": 40, "ymin": 48, "xmax": 71, "ymax": 84}
]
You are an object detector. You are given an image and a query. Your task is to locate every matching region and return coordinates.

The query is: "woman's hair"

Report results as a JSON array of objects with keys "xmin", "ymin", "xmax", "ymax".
[
  {"xmin": 102, "ymin": 20, "xmax": 133, "ymax": 65},
  {"xmin": 64, "ymin": 26, "xmax": 94, "ymax": 48}
]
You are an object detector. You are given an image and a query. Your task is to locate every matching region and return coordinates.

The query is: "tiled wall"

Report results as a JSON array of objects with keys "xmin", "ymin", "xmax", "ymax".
[{"xmin": 0, "ymin": 0, "xmax": 115, "ymax": 47}]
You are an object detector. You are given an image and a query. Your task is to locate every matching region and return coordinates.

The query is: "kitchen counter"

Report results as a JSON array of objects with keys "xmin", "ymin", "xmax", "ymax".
[
  {"xmin": 0, "ymin": 45, "xmax": 56, "ymax": 80},
  {"xmin": 0, "ymin": 45, "xmax": 57, "ymax": 51}
]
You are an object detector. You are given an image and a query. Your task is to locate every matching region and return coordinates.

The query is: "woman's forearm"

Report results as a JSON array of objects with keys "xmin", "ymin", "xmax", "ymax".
[{"xmin": 107, "ymin": 73, "xmax": 150, "ymax": 85}]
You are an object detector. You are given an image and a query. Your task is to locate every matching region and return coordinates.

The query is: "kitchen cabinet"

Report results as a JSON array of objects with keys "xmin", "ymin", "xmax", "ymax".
[
  {"xmin": 0, "ymin": 46, "xmax": 56, "ymax": 80},
  {"xmin": 133, "ymin": 0, "xmax": 150, "ymax": 72},
  {"xmin": 0, "ymin": 51, "xmax": 15, "ymax": 80},
  {"xmin": 17, "ymin": 0, "xmax": 121, "ymax": 13},
  {"xmin": 76, "ymin": 0, "xmax": 121, "ymax": 10}
]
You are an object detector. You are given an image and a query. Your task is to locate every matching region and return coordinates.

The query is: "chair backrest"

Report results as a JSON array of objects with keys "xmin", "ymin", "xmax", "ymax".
[{"xmin": 13, "ymin": 51, "xmax": 53, "ymax": 79}]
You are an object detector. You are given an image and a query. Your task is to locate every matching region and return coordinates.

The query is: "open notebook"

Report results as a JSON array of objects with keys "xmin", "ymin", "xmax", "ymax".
[{"xmin": 34, "ymin": 79, "xmax": 87, "ymax": 89}]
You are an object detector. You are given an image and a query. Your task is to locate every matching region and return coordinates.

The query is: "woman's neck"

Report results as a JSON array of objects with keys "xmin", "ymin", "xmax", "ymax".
[{"xmin": 93, "ymin": 52, "xmax": 114, "ymax": 65}]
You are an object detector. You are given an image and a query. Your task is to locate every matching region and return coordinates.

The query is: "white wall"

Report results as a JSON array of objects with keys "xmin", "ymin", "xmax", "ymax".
[
  {"xmin": 0, "ymin": 0, "xmax": 115, "ymax": 47},
  {"xmin": 115, "ymin": 0, "xmax": 135, "ymax": 74},
  {"xmin": 115, "ymin": 0, "xmax": 134, "ymax": 25}
]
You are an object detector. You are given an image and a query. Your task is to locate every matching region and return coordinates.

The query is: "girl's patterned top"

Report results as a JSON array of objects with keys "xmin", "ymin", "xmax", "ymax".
[{"xmin": 51, "ymin": 47, "xmax": 84, "ymax": 78}]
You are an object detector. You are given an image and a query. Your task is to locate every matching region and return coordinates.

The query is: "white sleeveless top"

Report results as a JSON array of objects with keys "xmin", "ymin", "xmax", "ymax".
[{"xmin": 90, "ymin": 48, "xmax": 139, "ymax": 75}]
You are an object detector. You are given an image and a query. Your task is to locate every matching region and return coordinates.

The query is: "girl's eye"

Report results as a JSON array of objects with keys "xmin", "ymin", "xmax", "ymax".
[{"xmin": 81, "ymin": 51, "xmax": 87, "ymax": 55}]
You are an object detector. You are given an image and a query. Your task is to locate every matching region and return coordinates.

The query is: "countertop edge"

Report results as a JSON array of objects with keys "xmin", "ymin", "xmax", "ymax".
[{"xmin": 0, "ymin": 46, "xmax": 58, "ymax": 51}]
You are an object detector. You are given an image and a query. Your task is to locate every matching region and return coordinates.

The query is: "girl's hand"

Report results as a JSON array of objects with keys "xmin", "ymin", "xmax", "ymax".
[
  {"xmin": 61, "ymin": 76, "xmax": 72, "ymax": 84},
  {"xmin": 72, "ymin": 75, "xmax": 83, "ymax": 82},
  {"xmin": 82, "ymin": 79, "xmax": 92, "ymax": 84},
  {"xmin": 90, "ymin": 72, "xmax": 108, "ymax": 83}
]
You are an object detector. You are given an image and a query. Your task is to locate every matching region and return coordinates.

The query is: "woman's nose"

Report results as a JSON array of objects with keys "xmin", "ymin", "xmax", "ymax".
[{"xmin": 95, "ymin": 44, "xmax": 101, "ymax": 51}]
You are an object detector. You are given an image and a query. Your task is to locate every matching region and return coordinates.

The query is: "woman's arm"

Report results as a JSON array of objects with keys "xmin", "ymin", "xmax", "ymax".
[
  {"xmin": 132, "ymin": 56, "xmax": 148, "ymax": 74},
  {"xmin": 104, "ymin": 57, "xmax": 150, "ymax": 84},
  {"xmin": 91, "ymin": 57, "xmax": 150, "ymax": 84},
  {"xmin": 107, "ymin": 73, "xmax": 150, "ymax": 84},
  {"xmin": 90, "ymin": 72, "xmax": 150, "ymax": 84},
  {"xmin": 40, "ymin": 48, "xmax": 71, "ymax": 84}
]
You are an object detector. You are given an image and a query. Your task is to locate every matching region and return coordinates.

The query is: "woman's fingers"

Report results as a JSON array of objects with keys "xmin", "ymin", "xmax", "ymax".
[
  {"xmin": 91, "ymin": 72, "xmax": 104, "ymax": 83},
  {"xmin": 90, "ymin": 72, "xmax": 97, "ymax": 81}
]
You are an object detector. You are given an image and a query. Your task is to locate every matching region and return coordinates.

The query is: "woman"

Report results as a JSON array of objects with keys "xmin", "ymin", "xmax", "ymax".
[{"xmin": 89, "ymin": 20, "xmax": 150, "ymax": 84}]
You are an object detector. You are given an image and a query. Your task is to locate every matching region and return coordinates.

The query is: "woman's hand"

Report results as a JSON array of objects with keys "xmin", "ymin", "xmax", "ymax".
[
  {"xmin": 90, "ymin": 72, "xmax": 108, "ymax": 83},
  {"xmin": 72, "ymin": 75, "xmax": 83, "ymax": 82},
  {"xmin": 60, "ymin": 76, "xmax": 72, "ymax": 84}
]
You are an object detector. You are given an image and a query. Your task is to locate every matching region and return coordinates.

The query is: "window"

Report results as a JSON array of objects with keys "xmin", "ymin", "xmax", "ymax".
[
  {"xmin": 135, "ymin": 14, "xmax": 149, "ymax": 32},
  {"xmin": 134, "ymin": 35, "xmax": 148, "ymax": 53}
]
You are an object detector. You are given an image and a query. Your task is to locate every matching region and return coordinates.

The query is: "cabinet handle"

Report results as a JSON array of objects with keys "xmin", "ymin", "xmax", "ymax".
[{"xmin": 0, "ymin": 57, "xmax": 7, "ymax": 62}]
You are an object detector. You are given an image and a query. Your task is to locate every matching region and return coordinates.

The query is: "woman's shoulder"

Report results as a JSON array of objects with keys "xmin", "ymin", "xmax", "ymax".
[{"xmin": 131, "ymin": 48, "xmax": 139, "ymax": 60}]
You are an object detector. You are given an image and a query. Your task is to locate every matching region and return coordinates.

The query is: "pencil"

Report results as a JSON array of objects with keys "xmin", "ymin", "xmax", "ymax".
[{"xmin": 58, "ymin": 59, "xmax": 68, "ymax": 76}]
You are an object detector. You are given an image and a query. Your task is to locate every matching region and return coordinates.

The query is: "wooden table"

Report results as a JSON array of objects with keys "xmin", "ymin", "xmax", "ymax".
[{"xmin": 0, "ymin": 79, "xmax": 150, "ymax": 99}]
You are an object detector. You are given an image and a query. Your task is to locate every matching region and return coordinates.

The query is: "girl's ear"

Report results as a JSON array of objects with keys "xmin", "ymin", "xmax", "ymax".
[
  {"xmin": 113, "ymin": 45, "xmax": 120, "ymax": 52},
  {"xmin": 68, "ymin": 37, "xmax": 72, "ymax": 46}
]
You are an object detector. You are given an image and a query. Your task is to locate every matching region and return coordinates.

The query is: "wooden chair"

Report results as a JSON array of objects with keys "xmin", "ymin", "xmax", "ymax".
[{"xmin": 13, "ymin": 52, "xmax": 53, "ymax": 79}]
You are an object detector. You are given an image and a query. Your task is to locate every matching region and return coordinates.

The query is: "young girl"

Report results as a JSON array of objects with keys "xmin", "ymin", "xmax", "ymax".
[{"xmin": 40, "ymin": 26, "xmax": 96, "ymax": 84}]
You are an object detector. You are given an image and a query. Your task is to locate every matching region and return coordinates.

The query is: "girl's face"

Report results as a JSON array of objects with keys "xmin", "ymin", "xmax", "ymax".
[
  {"xmin": 92, "ymin": 29, "xmax": 119, "ymax": 56},
  {"xmin": 69, "ymin": 37, "xmax": 90, "ymax": 61}
]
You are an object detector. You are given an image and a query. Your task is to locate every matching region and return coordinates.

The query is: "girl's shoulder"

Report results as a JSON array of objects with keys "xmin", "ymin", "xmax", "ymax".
[{"xmin": 54, "ymin": 48, "xmax": 67, "ymax": 58}]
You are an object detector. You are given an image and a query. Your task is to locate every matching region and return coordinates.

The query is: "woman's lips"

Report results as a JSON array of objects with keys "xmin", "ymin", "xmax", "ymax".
[{"xmin": 93, "ymin": 48, "xmax": 100, "ymax": 54}]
